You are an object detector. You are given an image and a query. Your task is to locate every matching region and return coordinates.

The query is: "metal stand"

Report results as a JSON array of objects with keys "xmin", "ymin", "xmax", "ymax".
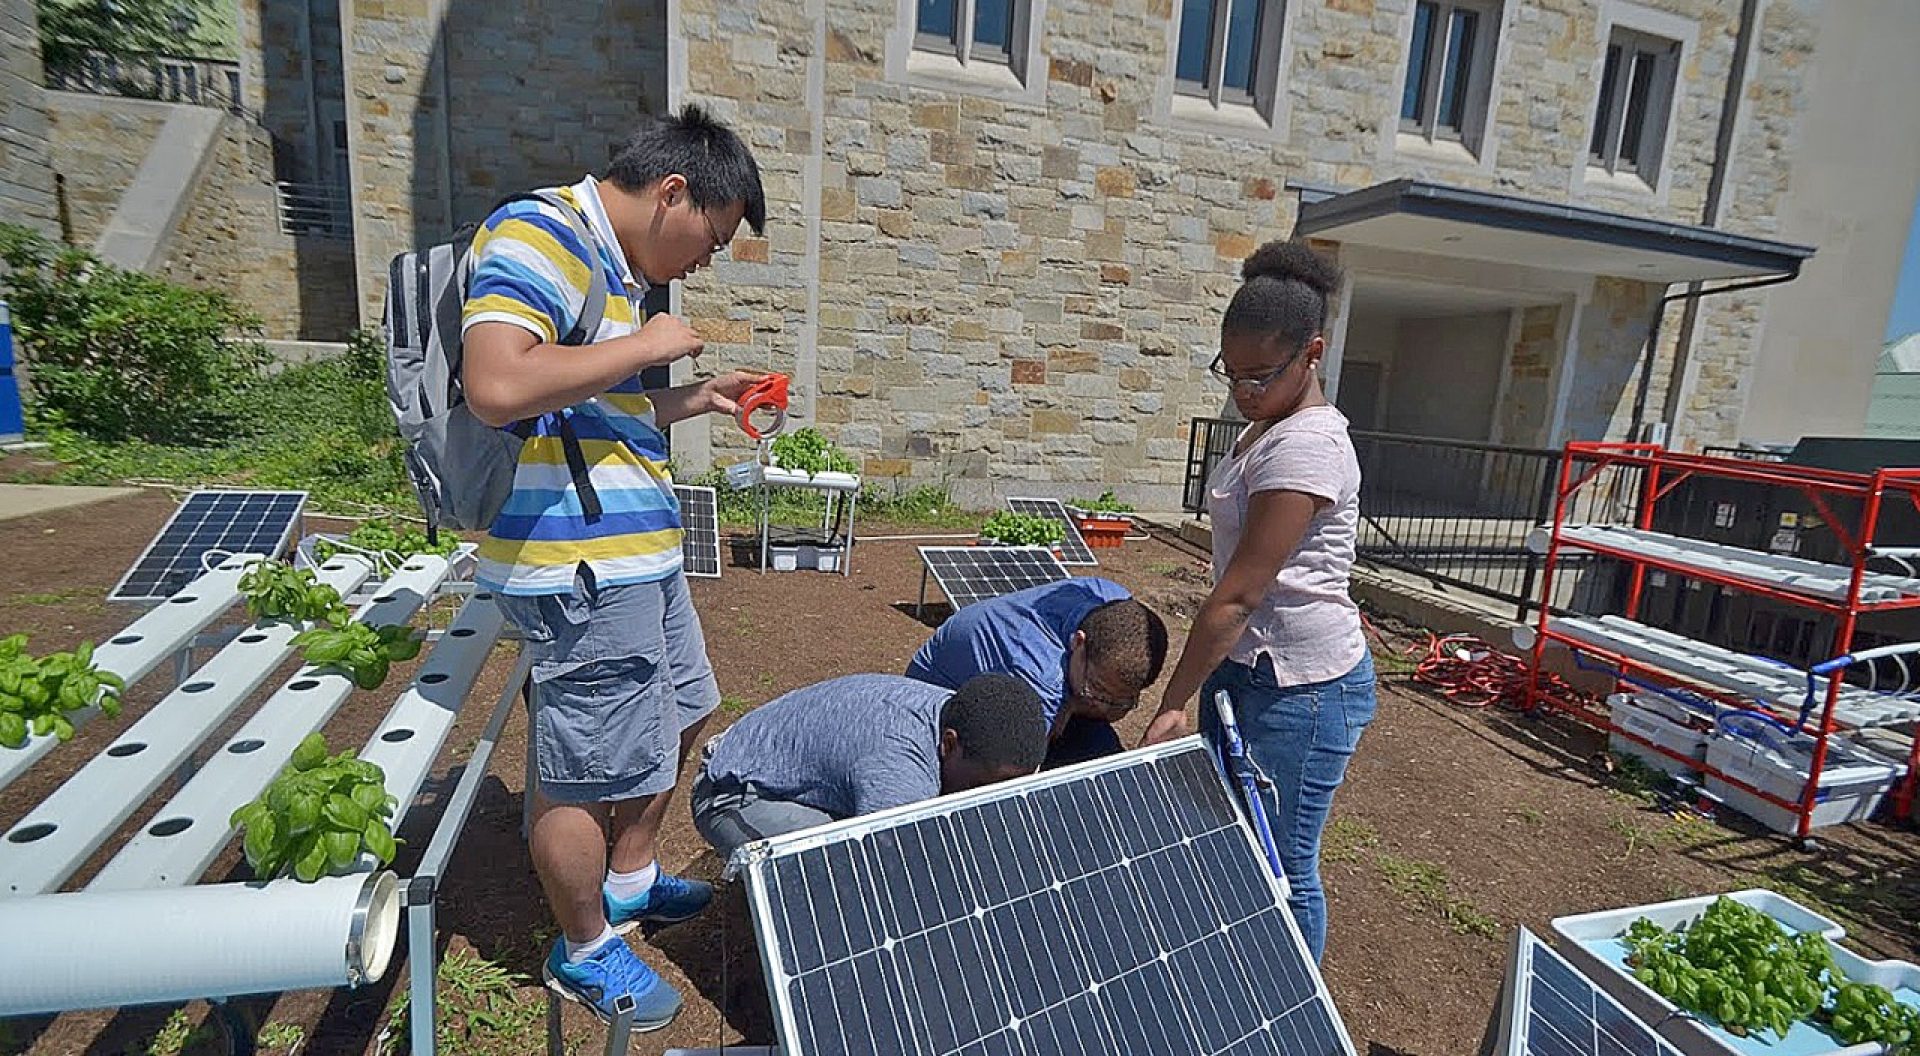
[{"xmin": 754, "ymin": 479, "xmax": 857, "ymax": 577}]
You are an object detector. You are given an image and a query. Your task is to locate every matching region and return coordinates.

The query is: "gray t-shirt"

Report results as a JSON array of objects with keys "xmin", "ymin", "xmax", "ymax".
[{"xmin": 702, "ymin": 674, "xmax": 946, "ymax": 819}]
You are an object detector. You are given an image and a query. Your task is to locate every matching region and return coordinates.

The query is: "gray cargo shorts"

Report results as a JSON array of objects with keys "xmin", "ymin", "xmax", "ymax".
[{"xmin": 495, "ymin": 565, "xmax": 721, "ymax": 804}]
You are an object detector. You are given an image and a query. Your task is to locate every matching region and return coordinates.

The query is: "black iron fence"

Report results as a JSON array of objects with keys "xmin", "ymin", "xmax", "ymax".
[
  {"xmin": 1183, "ymin": 419, "xmax": 1643, "ymax": 620},
  {"xmin": 46, "ymin": 50, "xmax": 246, "ymax": 116}
]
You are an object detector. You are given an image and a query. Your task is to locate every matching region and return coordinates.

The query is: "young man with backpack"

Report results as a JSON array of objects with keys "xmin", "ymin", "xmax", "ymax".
[{"xmin": 401, "ymin": 105, "xmax": 765, "ymax": 1032}]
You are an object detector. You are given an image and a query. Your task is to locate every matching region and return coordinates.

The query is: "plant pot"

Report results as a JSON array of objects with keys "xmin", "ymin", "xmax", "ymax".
[{"xmin": 1071, "ymin": 515, "xmax": 1131, "ymax": 548}]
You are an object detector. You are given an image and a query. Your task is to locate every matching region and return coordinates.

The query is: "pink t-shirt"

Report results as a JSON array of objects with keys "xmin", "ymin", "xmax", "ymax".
[{"xmin": 1206, "ymin": 404, "xmax": 1367, "ymax": 686}]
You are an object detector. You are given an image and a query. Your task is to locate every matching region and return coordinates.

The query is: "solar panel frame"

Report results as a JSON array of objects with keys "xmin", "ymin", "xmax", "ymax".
[
  {"xmin": 918, "ymin": 545, "xmax": 1071, "ymax": 611},
  {"xmin": 739, "ymin": 738, "xmax": 1359, "ymax": 1056},
  {"xmin": 1005, "ymin": 496, "xmax": 1097, "ymax": 566},
  {"xmin": 675, "ymin": 484, "xmax": 723, "ymax": 578},
  {"xmin": 1493, "ymin": 928, "xmax": 1684, "ymax": 1056},
  {"xmin": 109, "ymin": 489, "xmax": 308, "ymax": 603}
]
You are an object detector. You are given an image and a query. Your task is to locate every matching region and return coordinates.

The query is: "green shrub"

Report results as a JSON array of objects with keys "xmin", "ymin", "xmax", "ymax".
[
  {"xmin": 0, "ymin": 223, "xmax": 268, "ymax": 444},
  {"xmin": 979, "ymin": 511, "xmax": 1064, "ymax": 547}
]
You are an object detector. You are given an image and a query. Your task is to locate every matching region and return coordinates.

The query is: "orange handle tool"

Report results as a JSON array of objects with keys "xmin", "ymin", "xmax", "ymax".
[{"xmin": 737, "ymin": 372, "xmax": 790, "ymax": 440}]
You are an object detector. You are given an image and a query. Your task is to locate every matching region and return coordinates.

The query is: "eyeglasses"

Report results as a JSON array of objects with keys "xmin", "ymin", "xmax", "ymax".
[
  {"xmin": 1071, "ymin": 653, "xmax": 1140, "ymax": 715},
  {"xmin": 1207, "ymin": 353, "xmax": 1296, "ymax": 392},
  {"xmin": 699, "ymin": 210, "xmax": 729, "ymax": 256}
]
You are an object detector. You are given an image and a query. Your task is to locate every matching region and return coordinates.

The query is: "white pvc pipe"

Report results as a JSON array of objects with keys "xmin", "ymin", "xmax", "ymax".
[{"xmin": 0, "ymin": 871, "xmax": 399, "ymax": 1016}]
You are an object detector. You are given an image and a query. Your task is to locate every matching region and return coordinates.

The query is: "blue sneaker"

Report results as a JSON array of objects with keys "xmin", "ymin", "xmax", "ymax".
[
  {"xmin": 542, "ymin": 938, "xmax": 682, "ymax": 1032},
  {"xmin": 605, "ymin": 872, "xmax": 713, "ymax": 933}
]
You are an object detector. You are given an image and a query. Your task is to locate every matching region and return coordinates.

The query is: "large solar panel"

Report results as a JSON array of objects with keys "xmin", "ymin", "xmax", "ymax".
[
  {"xmin": 675, "ymin": 484, "xmax": 722, "ymax": 578},
  {"xmin": 110, "ymin": 490, "xmax": 307, "ymax": 603},
  {"xmin": 919, "ymin": 546, "xmax": 1070, "ymax": 611},
  {"xmin": 1491, "ymin": 929, "xmax": 1683, "ymax": 1056},
  {"xmin": 740, "ymin": 739, "xmax": 1356, "ymax": 1056},
  {"xmin": 1005, "ymin": 497, "xmax": 1097, "ymax": 566}
]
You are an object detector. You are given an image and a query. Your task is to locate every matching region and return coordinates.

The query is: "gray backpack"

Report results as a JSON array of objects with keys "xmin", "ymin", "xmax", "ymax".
[{"xmin": 383, "ymin": 190, "xmax": 609, "ymax": 544}]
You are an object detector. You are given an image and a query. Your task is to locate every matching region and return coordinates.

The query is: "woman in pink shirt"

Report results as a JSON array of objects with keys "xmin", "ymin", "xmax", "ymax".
[{"xmin": 1143, "ymin": 239, "xmax": 1375, "ymax": 963}]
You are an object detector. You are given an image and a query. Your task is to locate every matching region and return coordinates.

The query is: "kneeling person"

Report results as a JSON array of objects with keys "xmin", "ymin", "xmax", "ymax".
[
  {"xmin": 692, "ymin": 673, "xmax": 1046, "ymax": 858},
  {"xmin": 907, "ymin": 578, "xmax": 1168, "ymax": 768}
]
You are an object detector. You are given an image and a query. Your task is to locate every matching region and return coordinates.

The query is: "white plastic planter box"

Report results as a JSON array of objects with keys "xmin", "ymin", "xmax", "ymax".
[
  {"xmin": 297, "ymin": 533, "xmax": 477, "ymax": 586},
  {"xmin": 1550, "ymin": 889, "xmax": 1920, "ymax": 1056},
  {"xmin": 1608, "ymin": 692, "xmax": 1711, "ymax": 778},
  {"xmin": 723, "ymin": 460, "xmax": 861, "ymax": 493},
  {"xmin": 768, "ymin": 542, "xmax": 844, "ymax": 573},
  {"xmin": 1704, "ymin": 732, "xmax": 1903, "ymax": 835}
]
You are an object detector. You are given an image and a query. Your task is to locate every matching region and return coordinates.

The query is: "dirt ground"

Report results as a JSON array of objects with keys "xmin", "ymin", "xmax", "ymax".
[{"xmin": 1, "ymin": 481, "xmax": 1916, "ymax": 1056}]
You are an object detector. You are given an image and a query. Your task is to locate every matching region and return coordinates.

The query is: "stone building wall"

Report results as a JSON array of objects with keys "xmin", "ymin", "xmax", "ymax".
[
  {"xmin": 160, "ymin": 117, "xmax": 360, "ymax": 341},
  {"xmin": 43, "ymin": 91, "xmax": 171, "ymax": 245},
  {"xmin": 0, "ymin": 0, "xmax": 55, "ymax": 235}
]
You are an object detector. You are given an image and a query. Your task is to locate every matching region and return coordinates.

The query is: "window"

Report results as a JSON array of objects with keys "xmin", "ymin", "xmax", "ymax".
[
  {"xmin": 1589, "ymin": 26, "xmax": 1680, "ymax": 181},
  {"xmin": 916, "ymin": 0, "xmax": 1031, "ymax": 76},
  {"xmin": 1173, "ymin": 0, "xmax": 1283, "ymax": 117},
  {"xmin": 1400, "ymin": 0, "xmax": 1498, "ymax": 150}
]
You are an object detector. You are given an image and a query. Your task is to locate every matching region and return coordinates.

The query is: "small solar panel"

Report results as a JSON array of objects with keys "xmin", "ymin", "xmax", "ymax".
[
  {"xmin": 742, "ymin": 740, "xmax": 1355, "ymax": 1056},
  {"xmin": 675, "ymin": 484, "xmax": 721, "ymax": 578},
  {"xmin": 919, "ymin": 545, "xmax": 1070, "ymax": 610},
  {"xmin": 110, "ymin": 490, "xmax": 307, "ymax": 602},
  {"xmin": 1006, "ymin": 496, "xmax": 1097, "ymax": 566},
  {"xmin": 1494, "ymin": 929, "xmax": 1683, "ymax": 1056}
]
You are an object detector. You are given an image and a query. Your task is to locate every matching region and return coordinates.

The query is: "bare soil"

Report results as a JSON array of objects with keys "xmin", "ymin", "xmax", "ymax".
[{"xmin": 0, "ymin": 484, "xmax": 1915, "ymax": 1056}]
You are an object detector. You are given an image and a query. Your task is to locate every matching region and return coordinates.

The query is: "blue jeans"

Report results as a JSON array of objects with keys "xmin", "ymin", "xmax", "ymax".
[{"xmin": 1201, "ymin": 651, "xmax": 1376, "ymax": 963}]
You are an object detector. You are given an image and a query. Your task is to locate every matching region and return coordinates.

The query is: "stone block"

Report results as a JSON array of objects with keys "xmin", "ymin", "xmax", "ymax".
[{"xmin": 1033, "ymin": 409, "xmax": 1081, "ymax": 434}]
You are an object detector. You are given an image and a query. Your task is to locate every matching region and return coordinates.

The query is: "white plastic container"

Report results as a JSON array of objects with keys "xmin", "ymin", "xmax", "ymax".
[
  {"xmin": 768, "ymin": 543, "xmax": 844, "ymax": 572},
  {"xmin": 1550, "ymin": 889, "xmax": 1920, "ymax": 1056},
  {"xmin": 1704, "ymin": 731, "xmax": 1903, "ymax": 834},
  {"xmin": 723, "ymin": 460, "xmax": 861, "ymax": 493},
  {"xmin": 1608, "ymin": 691, "xmax": 1711, "ymax": 778}
]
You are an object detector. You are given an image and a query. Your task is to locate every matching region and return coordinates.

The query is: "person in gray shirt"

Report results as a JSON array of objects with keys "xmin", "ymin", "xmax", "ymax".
[{"xmin": 691, "ymin": 673, "xmax": 1047, "ymax": 858}]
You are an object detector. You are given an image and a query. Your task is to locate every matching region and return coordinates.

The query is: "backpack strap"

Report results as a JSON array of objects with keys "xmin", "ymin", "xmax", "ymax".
[{"xmin": 488, "ymin": 188, "xmax": 613, "ymax": 525}]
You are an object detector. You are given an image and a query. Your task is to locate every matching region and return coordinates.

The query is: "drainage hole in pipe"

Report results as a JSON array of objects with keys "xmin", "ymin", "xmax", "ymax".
[
  {"xmin": 238, "ymin": 633, "xmax": 268, "ymax": 644},
  {"xmin": 109, "ymin": 634, "xmax": 143, "ymax": 646},
  {"xmin": 474, "ymin": 593, "xmax": 494, "ymax": 601},
  {"xmin": 450, "ymin": 628, "xmax": 476, "ymax": 638},
  {"xmin": 168, "ymin": 595, "xmax": 199, "ymax": 605},
  {"xmin": 181, "ymin": 681, "xmax": 216, "ymax": 693},
  {"xmin": 148, "ymin": 817, "xmax": 193, "ymax": 838},
  {"xmin": 106, "ymin": 743, "xmax": 147, "ymax": 758},
  {"xmin": 381, "ymin": 728, "xmax": 416, "ymax": 743},
  {"xmin": 229, "ymin": 739, "xmax": 266, "ymax": 754},
  {"xmin": 7, "ymin": 824, "xmax": 55, "ymax": 844},
  {"xmin": 420, "ymin": 673, "xmax": 449, "ymax": 685},
  {"xmin": 289, "ymin": 679, "xmax": 321, "ymax": 691},
  {"xmin": 322, "ymin": 563, "xmax": 346, "ymax": 571}
]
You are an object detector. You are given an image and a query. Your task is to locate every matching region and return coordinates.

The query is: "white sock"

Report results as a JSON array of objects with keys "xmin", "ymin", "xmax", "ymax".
[
  {"xmin": 606, "ymin": 862, "xmax": 659, "ymax": 900},
  {"xmin": 564, "ymin": 924, "xmax": 617, "ymax": 964}
]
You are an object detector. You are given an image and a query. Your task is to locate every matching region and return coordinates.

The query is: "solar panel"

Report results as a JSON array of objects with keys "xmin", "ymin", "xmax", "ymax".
[
  {"xmin": 110, "ymin": 490, "xmax": 307, "ymax": 603},
  {"xmin": 675, "ymin": 484, "xmax": 722, "ymax": 578},
  {"xmin": 740, "ymin": 739, "xmax": 1357, "ymax": 1056},
  {"xmin": 1006, "ymin": 497, "xmax": 1097, "ymax": 566},
  {"xmin": 919, "ymin": 546, "xmax": 1070, "ymax": 610},
  {"xmin": 1491, "ymin": 928, "xmax": 1684, "ymax": 1056}
]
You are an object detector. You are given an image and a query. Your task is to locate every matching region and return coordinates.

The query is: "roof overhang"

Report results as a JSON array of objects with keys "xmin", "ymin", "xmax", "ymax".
[{"xmin": 1295, "ymin": 179, "xmax": 1815, "ymax": 284}]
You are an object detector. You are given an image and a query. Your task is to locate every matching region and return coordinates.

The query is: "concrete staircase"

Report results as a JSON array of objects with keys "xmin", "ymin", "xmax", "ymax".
[{"xmin": 91, "ymin": 103, "xmax": 226, "ymax": 272}]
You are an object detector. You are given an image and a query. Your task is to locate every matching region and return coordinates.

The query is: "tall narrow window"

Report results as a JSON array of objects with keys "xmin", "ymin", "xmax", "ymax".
[
  {"xmin": 1399, "ymin": 0, "xmax": 1499, "ymax": 152},
  {"xmin": 1173, "ymin": 0, "xmax": 1284, "ymax": 119},
  {"xmin": 1590, "ymin": 26, "xmax": 1681, "ymax": 183},
  {"xmin": 917, "ymin": 0, "xmax": 1030, "ymax": 74}
]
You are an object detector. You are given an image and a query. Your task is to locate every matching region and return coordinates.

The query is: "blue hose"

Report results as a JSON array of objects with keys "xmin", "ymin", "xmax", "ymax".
[{"xmin": 1210, "ymin": 689, "xmax": 1286, "ymax": 881}]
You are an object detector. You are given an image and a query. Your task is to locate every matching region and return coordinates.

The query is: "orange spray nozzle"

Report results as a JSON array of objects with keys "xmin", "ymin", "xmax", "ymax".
[{"xmin": 737, "ymin": 372, "xmax": 790, "ymax": 440}]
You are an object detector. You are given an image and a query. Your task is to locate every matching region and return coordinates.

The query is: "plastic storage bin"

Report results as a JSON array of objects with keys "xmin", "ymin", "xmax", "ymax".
[
  {"xmin": 1704, "ymin": 727, "xmax": 1903, "ymax": 834},
  {"xmin": 1608, "ymin": 691, "xmax": 1711, "ymax": 778}
]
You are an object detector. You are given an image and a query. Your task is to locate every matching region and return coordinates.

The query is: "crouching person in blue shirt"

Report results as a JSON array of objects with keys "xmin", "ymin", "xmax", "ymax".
[
  {"xmin": 690, "ymin": 673, "xmax": 1047, "ymax": 858},
  {"xmin": 906, "ymin": 578, "xmax": 1169, "ymax": 768}
]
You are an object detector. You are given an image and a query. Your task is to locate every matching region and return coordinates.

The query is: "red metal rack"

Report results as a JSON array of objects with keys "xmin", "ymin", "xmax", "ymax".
[{"xmin": 1522, "ymin": 441, "xmax": 1920, "ymax": 840}]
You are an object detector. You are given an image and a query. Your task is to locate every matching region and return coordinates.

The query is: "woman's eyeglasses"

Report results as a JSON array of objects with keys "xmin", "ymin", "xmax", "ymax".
[{"xmin": 1208, "ymin": 354, "xmax": 1296, "ymax": 393}]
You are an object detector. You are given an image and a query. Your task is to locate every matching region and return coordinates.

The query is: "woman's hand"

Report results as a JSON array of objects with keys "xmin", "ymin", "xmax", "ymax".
[
  {"xmin": 1140, "ymin": 708, "xmax": 1189, "ymax": 747},
  {"xmin": 694, "ymin": 369, "xmax": 769, "ymax": 417}
]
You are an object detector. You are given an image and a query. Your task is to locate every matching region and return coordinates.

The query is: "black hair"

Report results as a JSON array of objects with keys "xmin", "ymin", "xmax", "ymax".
[
  {"xmin": 940, "ymin": 674, "xmax": 1047, "ymax": 772},
  {"xmin": 1220, "ymin": 239, "xmax": 1342, "ymax": 350},
  {"xmin": 606, "ymin": 104, "xmax": 767, "ymax": 234},
  {"xmin": 1080, "ymin": 599, "xmax": 1170, "ymax": 692}
]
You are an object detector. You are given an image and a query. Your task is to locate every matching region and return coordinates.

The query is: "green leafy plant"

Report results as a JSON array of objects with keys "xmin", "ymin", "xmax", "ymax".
[
  {"xmin": 315, "ymin": 517, "xmax": 458, "ymax": 566},
  {"xmin": 770, "ymin": 427, "xmax": 858, "ymax": 477},
  {"xmin": 1624, "ymin": 898, "xmax": 1835, "ymax": 1040},
  {"xmin": 1823, "ymin": 981, "xmax": 1920, "ymax": 1052},
  {"xmin": 0, "ymin": 222, "xmax": 268, "ymax": 444},
  {"xmin": 291, "ymin": 622, "xmax": 423, "ymax": 690},
  {"xmin": 1075, "ymin": 490, "xmax": 1135, "ymax": 515},
  {"xmin": 36, "ymin": 0, "xmax": 222, "ymax": 75},
  {"xmin": 978, "ymin": 511, "xmax": 1065, "ymax": 548},
  {"xmin": 229, "ymin": 733, "xmax": 399, "ymax": 882},
  {"xmin": 241, "ymin": 560, "xmax": 349, "ymax": 625},
  {"xmin": 0, "ymin": 634, "xmax": 125, "ymax": 748}
]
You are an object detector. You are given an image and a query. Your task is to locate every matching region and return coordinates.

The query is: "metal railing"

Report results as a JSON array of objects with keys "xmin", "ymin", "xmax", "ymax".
[
  {"xmin": 274, "ymin": 181, "xmax": 354, "ymax": 239},
  {"xmin": 1183, "ymin": 418, "xmax": 1642, "ymax": 620},
  {"xmin": 1701, "ymin": 444, "xmax": 1790, "ymax": 463},
  {"xmin": 46, "ymin": 51, "xmax": 245, "ymax": 115}
]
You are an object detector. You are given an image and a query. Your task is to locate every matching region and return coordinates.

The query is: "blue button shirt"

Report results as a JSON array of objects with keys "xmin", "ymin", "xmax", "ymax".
[{"xmin": 906, "ymin": 577, "xmax": 1132, "ymax": 731}]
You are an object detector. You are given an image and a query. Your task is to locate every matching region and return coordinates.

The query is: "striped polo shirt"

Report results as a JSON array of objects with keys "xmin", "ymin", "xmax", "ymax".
[{"xmin": 460, "ymin": 176, "xmax": 684, "ymax": 595}]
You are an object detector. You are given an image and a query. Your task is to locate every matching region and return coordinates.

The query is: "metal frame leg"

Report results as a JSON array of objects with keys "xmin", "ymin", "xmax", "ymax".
[
  {"xmin": 546, "ymin": 991, "xmax": 565, "ymax": 1056},
  {"xmin": 759, "ymin": 483, "xmax": 771, "ymax": 574},
  {"xmin": 407, "ymin": 880, "xmax": 437, "ymax": 1056},
  {"xmin": 917, "ymin": 565, "xmax": 929, "ymax": 620},
  {"xmin": 211, "ymin": 997, "xmax": 257, "ymax": 1056},
  {"xmin": 844, "ymin": 490, "xmax": 857, "ymax": 577}
]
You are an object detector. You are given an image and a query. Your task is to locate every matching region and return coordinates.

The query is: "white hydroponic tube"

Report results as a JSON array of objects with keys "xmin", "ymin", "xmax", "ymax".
[{"xmin": 0, "ymin": 871, "xmax": 399, "ymax": 1016}]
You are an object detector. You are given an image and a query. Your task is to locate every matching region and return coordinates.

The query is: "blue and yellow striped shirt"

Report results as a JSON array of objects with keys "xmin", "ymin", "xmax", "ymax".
[{"xmin": 460, "ymin": 177, "xmax": 684, "ymax": 595}]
